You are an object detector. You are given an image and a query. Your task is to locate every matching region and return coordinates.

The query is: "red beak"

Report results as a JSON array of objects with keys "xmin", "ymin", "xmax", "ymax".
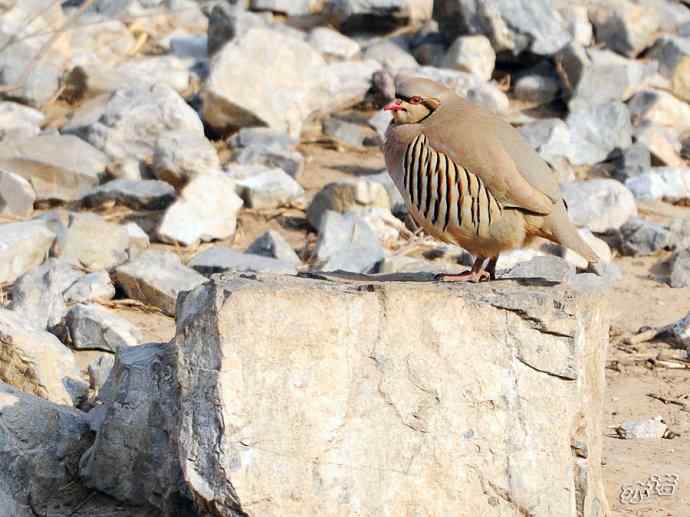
[{"xmin": 384, "ymin": 100, "xmax": 403, "ymax": 112}]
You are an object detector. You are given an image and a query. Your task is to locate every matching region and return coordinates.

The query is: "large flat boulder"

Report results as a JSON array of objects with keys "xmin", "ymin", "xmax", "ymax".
[{"xmin": 170, "ymin": 275, "xmax": 610, "ymax": 516}]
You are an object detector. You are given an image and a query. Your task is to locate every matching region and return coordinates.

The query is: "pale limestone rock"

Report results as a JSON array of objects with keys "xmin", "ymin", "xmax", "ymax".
[
  {"xmin": 0, "ymin": 221, "xmax": 55, "ymax": 284},
  {"xmin": 0, "ymin": 170, "xmax": 35, "ymax": 217},
  {"xmin": 152, "ymin": 129, "xmax": 221, "ymax": 186},
  {"xmin": 0, "ymin": 101, "xmax": 44, "ymax": 141},
  {"xmin": 203, "ymin": 28, "xmax": 379, "ymax": 138},
  {"xmin": 308, "ymin": 27, "xmax": 361, "ymax": 60},
  {"xmin": 85, "ymin": 84, "xmax": 205, "ymax": 169},
  {"xmin": 589, "ymin": 0, "xmax": 660, "ymax": 57},
  {"xmin": 171, "ymin": 275, "xmax": 610, "ymax": 517},
  {"xmin": 0, "ymin": 134, "xmax": 108, "ymax": 202},
  {"xmin": 628, "ymin": 89, "xmax": 690, "ymax": 131},
  {"xmin": 157, "ymin": 174, "xmax": 243, "ymax": 247},
  {"xmin": 307, "ymin": 180, "xmax": 391, "ymax": 229},
  {"xmin": 61, "ymin": 213, "xmax": 130, "ymax": 272},
  {"xmin": 115, "ymin": 250, "xmax": 206, "ymax": 316},
  {"xmin": 0, "ymin": 308, "xmax": 87, "ymax": 405},
  {"xmin": 561, "ymin": 179, "xmax": 637, "ymax": 233},
  {"xmin": 442, "ymin": 35, "xmax": 495, "ymax": 81}
]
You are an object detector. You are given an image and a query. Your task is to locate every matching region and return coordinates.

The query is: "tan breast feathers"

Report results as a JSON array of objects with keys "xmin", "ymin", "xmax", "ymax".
[{"xmin": 402, "ymin": 133, "xmax": 503, "ymax": 236}]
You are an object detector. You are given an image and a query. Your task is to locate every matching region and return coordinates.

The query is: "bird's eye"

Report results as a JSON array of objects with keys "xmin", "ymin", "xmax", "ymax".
[{"xmin": 409, "ymin": 96, "xmax": 422, "ymax": 104}]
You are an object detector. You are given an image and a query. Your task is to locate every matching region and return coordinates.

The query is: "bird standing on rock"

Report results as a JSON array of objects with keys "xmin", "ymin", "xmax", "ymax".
[{"xmin": 383, "ymin": 76, "xmax": 600, "ymax": 282}]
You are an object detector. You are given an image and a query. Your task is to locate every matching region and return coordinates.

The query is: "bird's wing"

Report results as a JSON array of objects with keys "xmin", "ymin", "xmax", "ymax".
[{"xmin": 422, "ymin": 100, "xmax": 559, "ymax": 216}]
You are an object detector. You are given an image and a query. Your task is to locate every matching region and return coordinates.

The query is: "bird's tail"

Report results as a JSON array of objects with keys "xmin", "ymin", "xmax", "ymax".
[{"xmin": 541, "ymin": 201, "xmax": 600, "ymax": 265}]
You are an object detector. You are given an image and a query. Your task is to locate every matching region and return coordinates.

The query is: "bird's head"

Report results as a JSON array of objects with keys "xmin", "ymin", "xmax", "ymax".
[{"xmin": 384, "ymin": 76, "xmax": 450, "ymax": 125}]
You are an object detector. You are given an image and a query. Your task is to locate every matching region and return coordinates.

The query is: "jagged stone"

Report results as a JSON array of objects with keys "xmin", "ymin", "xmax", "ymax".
[
  {"xmin": 246, "ymin": 229, "xmax": 302, "ymax": 266},
  {"xmin": 169, "ymin": 274, "xmax": 609, "ymax": 516},
  {"xmin": 115, "ymin": 250, "xmax": 206, "ymax": 316},
  {"xmin": 0, "ymin": 309, "xmax": 86, "ymax": 405},
  {"xmin": 188, "ymin": 246, "xmax": 298, "ymax": 276},
  {"xmin": 0, "ymin": 221, "xmax": 55, "ymax": 285},
  {"xmin": 65, "ymin": 304, "xmax": 142, "ymax": 352}
]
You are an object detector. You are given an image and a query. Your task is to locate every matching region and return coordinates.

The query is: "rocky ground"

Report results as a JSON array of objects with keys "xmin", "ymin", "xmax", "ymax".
[{"xmin": 2, "ymin": 0, "xmax": 690, "ymax": 515}]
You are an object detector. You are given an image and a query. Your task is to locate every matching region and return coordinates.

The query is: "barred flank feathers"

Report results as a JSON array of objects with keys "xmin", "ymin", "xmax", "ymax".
[{"xmin": 403, "ymin": 134, "xmax": 502, "ymax": 235}]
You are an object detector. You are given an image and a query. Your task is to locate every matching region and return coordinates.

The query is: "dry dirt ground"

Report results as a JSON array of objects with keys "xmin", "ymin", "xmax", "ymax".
[{"xmin": 96, "ymin": 141, "xmax": 690, "ymax": 516}]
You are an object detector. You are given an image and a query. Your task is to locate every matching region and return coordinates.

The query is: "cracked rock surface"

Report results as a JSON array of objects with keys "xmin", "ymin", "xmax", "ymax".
[{"xmin": 156, "ymin": 274, "xmax": 608, "ymax": 516}]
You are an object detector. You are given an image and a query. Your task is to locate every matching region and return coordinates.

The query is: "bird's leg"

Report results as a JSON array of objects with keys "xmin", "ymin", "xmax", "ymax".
[
  {"xmin": 486, "ymin": 256, "xmax": 498, "ymax": 280},
  {"xmin": 435, "ymin": 257, "xmax": 490, "ymax": 283}
]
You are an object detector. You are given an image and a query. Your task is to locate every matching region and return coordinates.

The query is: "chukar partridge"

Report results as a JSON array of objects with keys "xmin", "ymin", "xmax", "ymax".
[{"xmin": 383, "ymin": 76, "xmax": 599, "ymax": 282}]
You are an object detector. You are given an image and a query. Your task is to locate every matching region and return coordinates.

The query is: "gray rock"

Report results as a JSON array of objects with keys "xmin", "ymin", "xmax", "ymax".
[
  {"xmin": 88, "ymin": 354, "xmax": 115, "ymax": 392},
  {"xmin": 125, "ymin": 222, "xmax": 150, "ymax": 258},
  {"xmin": 314, "ymin": 211, "xmax": 385, "ymax": 273},
  {"xmin": 641, "ymin": 0, "xmax": 690, "ymax": 33},
  {"xmin": 0, "ymin": 134, "xmax": 108, "ymax": 202},
  {"xmin": 364, "ymin": 40, "xmax": 418, "ymax": 71},
  {"xmin": 433, "ymin": 0, "xmax": 571, "ymax": 56},
  {"xmin": 188, "ymin": 246, "xmax": 298, "ymax": 276},
  {"xmin": 368, "ymin": 109, "xmax": 393, "ymax": 142},
  {"xmin": 234, "ymin": 142, "xmax": 305, "ymax": 179},
  {"xmin": 65, "ymin": 304, "xmax": 142, "ymax": 352},
  {"xmin": 0, "ymin": 221, "xmax": 55, "ymax": 285},
  {"xmin": 202, "ymin": 28, "xmax": 380, "ymax": 138},
  {"xmin": 367, "ymin": 170, "xmax": 407, "ymax": 215},
  {"xmin": 612, "ymin": 143, "xmax": 652, "ymax": 182},
  {"xmin": 0, "ymin": 309, "xmax": 86, "ymax": 405},
  {"xmin": 10, "ymin": 259, "xmax": 84, "ymax": 330},
  {"xmin": 625, "ymin": 167, "xmax": 690, "ymax": 202},
  {"xmin": 0, "ymin": 170, "xmax": 35, "ymax": 217},
  {"xmin": 442, "ymin": 35, "xmax": 495, "ymax": 81},
  {"xmin": 152, "ymin": 129, "xmax": 221, "ymax": 186},
  {"xmin": 157, "ymin": 174, "xmax": 243, "ymax": 247},
  {"xmin": 79, "ymin": 343, "xmax": 188, "ymax": 513},
  {"xmin": 323, "ymin": 117, "xmax": 372, "ymax": 148},
  {"xmin": 616, "ymin": 417, "xmax": 667, "ymax": 439},
  {"xmin": 234, "ymin": 168, "xmax": 304, "ymax": 209},
  {"xmin": 229, "ymin": 126, "xmax": 298, "ymax": 149},
  {"xmin": 589, "ymin": 1, "xmax": 660, "ymax": 57},
  {"xmin": 207, "ymin": 2, "xmax": 268, "ymax": 56},
  {"xmin": 503, "ymin": 256, "xmax": 576, "ymax": 283},
  {"xmin": 0, "ymin": 35, "xmax": 66, "ymax": 108},
  {"xmin": 558, "ymin": 5, "xmax": 592, "ymax": 47},
  {"xmin": 635, "ymin": 123, "xmax": 683, "ymax": 167},
  {"xmin": 372, "ymin": 68, "xmax": 396, "ymax": 103},
  {"xmin": 0, "ymin": 382, "xmax": 150, "ymax": 517},
  {"xmin": 513, "ymin": 73, "xmax": 560, "ymax": 104},
  {"xmin": 612, "ymin": 217, "xmax": 671, "ymax": 257},
  {"xmin": 556, "ymin": 45, "xmax": 657, "ymax": 112},
  {"xmin": 84, "ymin": 84, "xmax": 205, "ymax": 173},
  {"xmin": 628, "ymin": 90, "xmax": 690, "ymax": 131},
  {"xmin": 61, "ymin": 213, "xmax": 129, "ymax": 272},
  {"xmin": 327, "ymin": 0, "xmax": 432, "ymax": 32},
  {"xmin": 63, "ymin": 271, "xmax": 116, "ymax": 304},
  {"xmin": 0, "ymin": 101, "xmax": 44, "ymax": 141},
  {"xmin": 670, "ymin": 249, "xmax": 690, "ymax": 288},
  {"xmin": 115, "ymin": 250, "xmax": 206, "ymax": 316},
  {"xmin": 565, "ymin": 102, "xmax": 632, "ymax": 166},
  {"xmin": 518, "ymin": 118, "xmax": 571, "ymax": 166},
  {"xmin": 353, "ymin": 206, "xmax": 406, "ymax": 243},
  {"xmin": 164, "ymin": 32, "xmax": 208, "ymax": 63},
  {"xmin": 82, "ymin": 179, "xmax": 176, "ymax": 210},
  {"xmin": 307, "ymin": 180, "xmax": 391, "ymax": 230},
  {"xmin": 308, "ymin": 27, "xmax": 361, "ymax": 60},
  {"xmin": 670, "ymin": 310, "xmax": 690, "ymax": 347},
  {"xmin": 561, "ymin": 179, "xmax": 637, "ymax": 233},
  {"xmin": 648, "ymin": 35, "xmax": 690, "ymax": 80},
  {"xmin": 78, "ymin": 56, "xmax": 191, "ymax": 95},
  {"xmin": 668, "ymin": 218, "xmax": 690, "ymax": 251},
  {"xmin": 246, "ymin": 229, "xmax": 302, "ymax": 266},
  {"xmin": 67, "ymin": 13, "xmax": 136, "ymax": 67},
  {"xmin": 251, "ymin": 0, "xmax": 317, "ymax": 16}
]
